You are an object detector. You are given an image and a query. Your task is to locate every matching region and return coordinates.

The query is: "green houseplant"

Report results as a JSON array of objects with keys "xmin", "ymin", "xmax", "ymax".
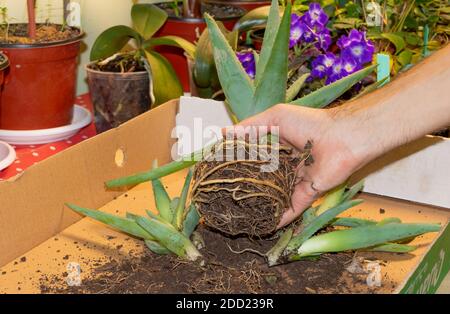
[
  {"xmin": 69, "ymin": 1, "xmax": 440, "ymax": 266},
  {"xmin": 87, "ymin": 3, "xmax": 195, "ymax": 133}
]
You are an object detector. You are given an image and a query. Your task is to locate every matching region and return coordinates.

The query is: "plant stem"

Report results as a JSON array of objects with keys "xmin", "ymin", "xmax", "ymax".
[{"xmin": 27, "ymin": 0, "xmax": 36, "ymax": 39}]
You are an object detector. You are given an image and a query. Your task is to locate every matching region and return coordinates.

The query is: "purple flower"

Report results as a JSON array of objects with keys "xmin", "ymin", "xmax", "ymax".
[
  {"xmin": 315, "ymin": 29, "xmax": 331, "ymax": 51},
  {"xmin": 338, "ymin": 29, "xmax": 375, "ymax": 65},
  {"xmin": 326, "ymin": 58, "xmax": 347, "ymax": 85},
  {"xmin": 341, "ymin": 56, "xmax": 361, "ymax": 75},
  {"xmin": 289, "ymin": 13, "xmax": 303, "ymax": 48},
  {"xmin": 311, "ymin": 52, "xmax": 337, "ymax": 79},
  {"xmin": 303, "ymin": 2, "xmax": 329, "ymax": 29},
  {"xmin": 236, "ymin": 51, "xmax": 256, "ymax": 79}
]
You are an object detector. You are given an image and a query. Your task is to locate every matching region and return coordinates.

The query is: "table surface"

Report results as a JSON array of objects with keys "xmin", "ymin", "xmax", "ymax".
[{"xmin": 0, "ymin": 94, "xmax": 96, "ymax": 181}]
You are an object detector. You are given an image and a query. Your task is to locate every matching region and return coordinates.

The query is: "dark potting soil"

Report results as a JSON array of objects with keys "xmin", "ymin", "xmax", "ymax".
[
  {"xmin": 0, "ymin": 24, "xmax": 81, "ymax": 45},
  {"xmin": 89, "ymin": 54, "xmax": 147, "ymax": 73},
  {"xmin": 39, "ymin": 226, "xmax": 391, "ymax": 294},
  {"xmin": 158, "ymin": 3, "xmax": 245, "ymax": 19}
]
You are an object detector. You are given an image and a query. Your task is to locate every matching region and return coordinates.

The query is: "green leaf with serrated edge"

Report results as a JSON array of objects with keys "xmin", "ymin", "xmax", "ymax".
[
  {"xmin": 331, "ymin": 217, "xmax": 377, "ymax": 228},
  {"xmin": 266, "ymin": 228, "xmax": 293, "ymax": 267},
  {"xmin": 251, "ymin": 2, "xmax": 291, "ymax": 116},
  {"xmin": 90, "ymin": 25, "xmax": 142, "ymax": 61},
  {"xmin": 286, "ymin": 200, "xmax": 364, "ymax": 253},
  {"xmin": 145, "ymin": 240, "xmax": 171, "ymax": 255},
  {"xmin": 134, "ymin": 215, "xmax": 202, "ymax": 261},
  {"xmin": 297, "ymin": 223, "xmax": 441, "ymax": 257},
  {"xmin": 315, "ymin": 183, "xmax": 346, "ymax": 216},
  {"xmin": 377, "ymin": 217, "xmax": 402, "ymax": 226},
  {"xmin": 255, "ymin": 0, "xmax": 281, "ymax": 86},
  {"xmin": 205, "ymin": 14, "xmax": 254, "ymax": 121},
  {"xmin": 66, "ymin": 204, "xmax": 154, "ymax": 240},
  {"xmin": 175, "ymin": 169, "xmax": 193, "ymax": 230},
  {"xmin": 290, "ymin": 65, "xmax": 376, "ymax": 108},
  {"xmin": 145, "ymin": 50, "xmax": 183, "ymax": 107},
  {"xmin": 145, "ymin": 36, "xmax": 196, "ymax": 59},
  {"xmin": 286, "ymin": 73, "xmax": 309, "ymax": 102},
  {"xmin": 131, "ymin": 3, "xmax": 167, "ymax": 40},
  {"xmin": 151, "ymin": 160, "xmax": 173, "ymax": 223},
  {"xmin": 367, "ymin": 243, "xmax": 416, "ymax": 253},
  {"xmin": 182, "ymin": 204, "xmax": 201, "ymax": 238},
  {"xmin": 342, "ymin": 180, "xmax": 365, "ymax": 202}
]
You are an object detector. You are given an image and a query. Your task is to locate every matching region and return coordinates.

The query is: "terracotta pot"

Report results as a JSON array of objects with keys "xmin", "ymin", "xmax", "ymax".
[
  {"xmin": 204, "ymin": 0, "xmax": 271, "ymax": 11},
  {"xmin": 155, "ymin": 7, "xmax": 245, "ymax": 92},
  {"xmin": 86, "ymin": 63, "xmax": 151, "ymax": 134},
  {"xmin": 0, "ymin": 26, "xmax": 82, "ymax": 130}
]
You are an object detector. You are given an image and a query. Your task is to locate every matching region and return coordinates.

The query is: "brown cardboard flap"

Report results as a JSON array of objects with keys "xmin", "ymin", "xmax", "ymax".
[{"xmin": 0, "ymin": 100, "xmax": 179, "ymax": 267}]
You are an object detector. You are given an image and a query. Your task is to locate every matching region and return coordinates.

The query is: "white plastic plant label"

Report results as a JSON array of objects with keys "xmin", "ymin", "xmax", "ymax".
[
  {"xmin": 365, "ymin": 1, "xmax": 383, "ymax": 27},
  {"xmin": 65, "ymin": 0, "xmax": 81, "ymax": 27}
]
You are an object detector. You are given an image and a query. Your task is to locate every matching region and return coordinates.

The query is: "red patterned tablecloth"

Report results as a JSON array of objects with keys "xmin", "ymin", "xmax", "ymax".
[{"xmin": 0, "ymin": 94, "xmax": 97, "ymax": 181}]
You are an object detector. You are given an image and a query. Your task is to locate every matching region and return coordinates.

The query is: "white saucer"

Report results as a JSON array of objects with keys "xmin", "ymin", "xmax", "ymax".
[
  {"xmin": 0, "ymin": 105, "xmax": 92, "ymax": 145},
  {"xmin": 0, "ymin": 141, "xmax": 16, "ymax": 171}
]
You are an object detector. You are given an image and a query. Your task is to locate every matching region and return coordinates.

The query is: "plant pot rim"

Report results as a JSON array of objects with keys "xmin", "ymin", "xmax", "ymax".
[
  {"xmin": 163, "ymin": 3, "xmax": 246, "ymax": 23},
  {"xmin": 0, "ymin": 52, "xmax": 9, "ymax": 71},
  {"xmin": 0, "ymin": 24, "xmax": 84, "ymax": 49},
  {"xmin": 85, "ymin": 61, "xmax": 149, "ymax": 77}
]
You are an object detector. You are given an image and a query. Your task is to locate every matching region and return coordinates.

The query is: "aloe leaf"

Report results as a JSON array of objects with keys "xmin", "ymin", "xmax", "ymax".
[
  {"xmin": 286, "ymin": 73, "xmax": 309, "ymax": 102},
  {"xmin": 297, "ymin": 223, "xmax": 441, "ymax": 257},
  {"xmin": 134, "ymin": 215, "xmax": 202, "ymax": 261},
  {"xmin": 332, "ymin": 217, "xmax": 377, "ymax": 228},
  {"xmin": 286, "ymin": 199, "xmax": 364, "ymax": 253},
  {"xmin": 145, "ymin": 36, "xmax": 196, "ymax": 59},
  {"xmin": 352, "ymin": 77, "xmax": 389, "ymax": 101},
  {"xmin": 90, "ymin": 25, "xmax": 142, "ymax": 61},
  {"xmin": 266, "ymin": 228, "xmax": 293, "ymax": 267},
  {"xmin": 367, "ymin": 243, "xmax": 416, "ymax": 253},
  {"xmin": 131, "ymin": 3, "xmax": 167, "ymax": 40},
  {"xmin": 205, "ymin": 13, "xmax": 254, "ymax": 121},
  {"xmin": 251, "ymin": 2, "xmax": 291, "ymax": 116},
  {"xmin": 300, "ymin": 206, "xmax": 318, "ymax": 227},
  {"xmin": 377, "ymin": 217, "xmax": 402, "ymax": 226},
  {"xmin": 255, "ymin": 0, "xmax": 281, "ymax": 86},
  {"xmin": 290, "ymin": 65, "xmax": 376, "ymax": 108},
  {"xmin": 151, "ymin": 160, "xmax": 173, "ymax": 223},
  {"xmin": 145, "ymin": 240, "xmax": 171, "ymax": 255},
  {"xmin": 182, "ymin": 204, "xmax": 201, "ymax": 238},
  {"xmin": 342, "ymin": 180, "xmax": 364, "ymax": 202},
  {"xmin": 145, "ymin": 50, "xmax": 183, "ymax": 106},
  {"xmin": 316, "ymin": 183, "xmax": 346, "ymax": 216},
  {"xmin": 174, "ymin": 169, "xmax": 193, "ymax": 230},
  {"xmin": 66, "ymin": 204, "xmax": 154, "ymax": 240}
]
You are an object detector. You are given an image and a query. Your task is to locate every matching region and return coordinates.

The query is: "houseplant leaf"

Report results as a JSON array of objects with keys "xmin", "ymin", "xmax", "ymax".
[
  {"xmin": 381, "ymin": 33, "xmax": 406, "ymax": 54},
  {"xmin": 90, "ymin": 25, "xmax": 142, "ymax": 61},
  {"xmin": 131, "ymin": 3, "xmax": 167, "ymax": 40},
  {"xmin": 146, "ymin": 36, "xmax": 196, "ymax": 59},
  {"xmin": 204, "ymin": 13, "xmax": 255, "ymax": 121},
  {"xmin": 182, "ymin": 204, "xmax": 201, "ymax": 238},
  {"xmin": 151, "ymin": 161, "xmax": 173, "ymax": 223},
  {"xmin": 145, "ymin": 51, "xmax": 183, "ymax": 107},
  {"xmin": 290, "ymin": 65, "xmax": 376, "ymax": 108},
  {"xmin": 66, "ymin": 204, "xmax": 154, "ymax": 240},
  {"xmin": 174, "ymin": 169, "xmax": 193, "ymax": 230},
  {"xmin": 145, "ymin": 239, "xmax": 171, "ymax": 255},
  {"xmin": 286, "ymin": 73, "xmax": 310, "ymax": 102},
  {"xmin": 233, "ymin": 5, "xmax": 272, "ymax": 32},
  {"xmin": 251, "ymin": 2, "xmax": 291, "ymax": 116}
]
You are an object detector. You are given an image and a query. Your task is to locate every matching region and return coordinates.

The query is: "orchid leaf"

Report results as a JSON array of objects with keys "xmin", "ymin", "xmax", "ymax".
[
  {"xmin": 251, "ymin": 2, "xmax": 291, "ymax": 116},
  {"xmin": 131, "ymin": 3, "xmax": 167, "ymax": 40},
  {"xmin": 297, "ymin": 223, "xmax": 441, "ymax": 257},
  {"xmin": 205, "ymin": 13, "xmax": 254, "ymax": 121},
  {"xmin": 290, "ymin": 65, "xmax": 376, "ymax": 108},
  {"xmin": 234, "ymin": 5, "xmax": 272, "ymax": 32},
  {"xmin": 66, "ymin": 204, "xmax": 154, "ymax": 240},
  {"xmin": 90, "ymin": 25, "xmax": 141, "ymax": 61},
  {"xmin": 145, "ymin": 36, "xmax": 196, "ymax": 59}
]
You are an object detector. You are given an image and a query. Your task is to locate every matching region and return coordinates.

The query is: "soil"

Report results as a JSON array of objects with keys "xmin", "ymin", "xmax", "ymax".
[
  {"xmin": 0, "ymin": 23, "xmax": 81, "ymax": 45},
  {"xmin": 158, "ymin": 3, "xmax": 246, "ymax": 19},
  {"xmin": 89, "ymin": 53, "xmax": 146, "ymax": 73},
  {"xmin": 38, "ymin": 226, "xmax": 389, "ymax": 294}
]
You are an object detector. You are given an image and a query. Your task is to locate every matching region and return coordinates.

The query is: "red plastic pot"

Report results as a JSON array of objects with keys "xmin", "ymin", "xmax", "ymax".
[
  {"xmin": 0, "ymin": 53, "xmax": 9, "ymax": 89},
  {"xmin": 204, "ymin": 0, "xmax": 271, "ymax": 11},
  {"xmin": 155, "ymin": 14, "xmax": 243, "ymax": 92},
  {"xmin": 0, "ymin": 27, "xmax": 82, "ymax": 130}
]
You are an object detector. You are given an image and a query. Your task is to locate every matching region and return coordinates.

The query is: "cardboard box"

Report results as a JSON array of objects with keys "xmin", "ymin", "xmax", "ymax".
[{"xmin": 0, "ymin": 99, "xmax": 449, "ymax": 294}]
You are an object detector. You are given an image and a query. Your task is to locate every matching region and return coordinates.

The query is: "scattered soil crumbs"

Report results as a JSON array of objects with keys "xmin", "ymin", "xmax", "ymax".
[
  {"xmin": 39, "ymin": 227, "xmax": 393, "ymax": 294},
  {"xmin": 0, "ymin": 24, "xmax": 81, "ymax": 45}
]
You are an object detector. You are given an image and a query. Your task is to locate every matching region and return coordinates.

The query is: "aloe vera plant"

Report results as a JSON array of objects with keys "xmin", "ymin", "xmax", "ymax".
[
  {"xmin": 91, "ymin": 0, "xmax": 440, "ymax": 266},
  {"xmin": 67, "ymin": 165, "xmax": 203, "ymax": 263},
  {"xmin": 90, "ymin": 3, "xmax": 195, "ymax": 106}
]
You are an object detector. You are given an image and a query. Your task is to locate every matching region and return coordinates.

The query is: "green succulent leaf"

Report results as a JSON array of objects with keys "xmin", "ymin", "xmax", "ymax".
[
  {"xmin": 332, "ymin": 217, "xmax": 377, "ymax": 228},
  {"xmin": 297, "ymin": 223, "xmax": 441, "ymax": 257},
  {"xmin": 145, "ymin": 36, "xmax": 196, "ymax": 59},
  {"xmin": 151, "ymin": 161, "xmax": 173, "ymax": 223},
  {"xmin": 286, "ymin": 73, "xmax": 310, "ymax": 102},
  {"xmin": 315, "ymin": 183, "xmax": 346, "ymax": 216},
  {"xmin": 342, "ymin": 180, "xmax": 365, "ymax": 202},
  {"xmin": 182, "ymin": 204, "xmax": 201, "ymax": 238},
  {"xmin": 251, "ymin": 1, "xmax": 291, "ymax": 116},
  {"xmin": 286, "ymin": 199, "xmax": 364, "ymax": 253},
  {"xmin": 66, "ymin": 204, "xmax": 154, "ymax": 240},
  {"xmin": 174, "ymin": 169, "xmax": 193, "ymax": 230},
  {"xmin": 290, "ymin": 65, "xmax": 376, "ymax": 108},
  {"xmin": 204, "ymin": 13, "xmax": 255, "ymax": 121},
  {"xmin": 131, "ymin": 3, "xmax": 167, "ymax": 40},
  {"xmin": 145, "ymin": 240, "xmax": 171, "ymax": 255},
  {"xmin": 377, "ymin": 217, "xmax": 402, "ymax": 226},
  {"xmin": 368, "ymin": 243, "xmax": 417, "ymax": 253},
  {"xmin": 145, "ymin": 50, "xmax": 183, "ymax": 107},
  {"xmin": 90, "ymin": 25, "xmax": 142, "ymax": 61},
  {"xmin": 266, "ymin": 228, "xmax": 293, "ymax": 267}
]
